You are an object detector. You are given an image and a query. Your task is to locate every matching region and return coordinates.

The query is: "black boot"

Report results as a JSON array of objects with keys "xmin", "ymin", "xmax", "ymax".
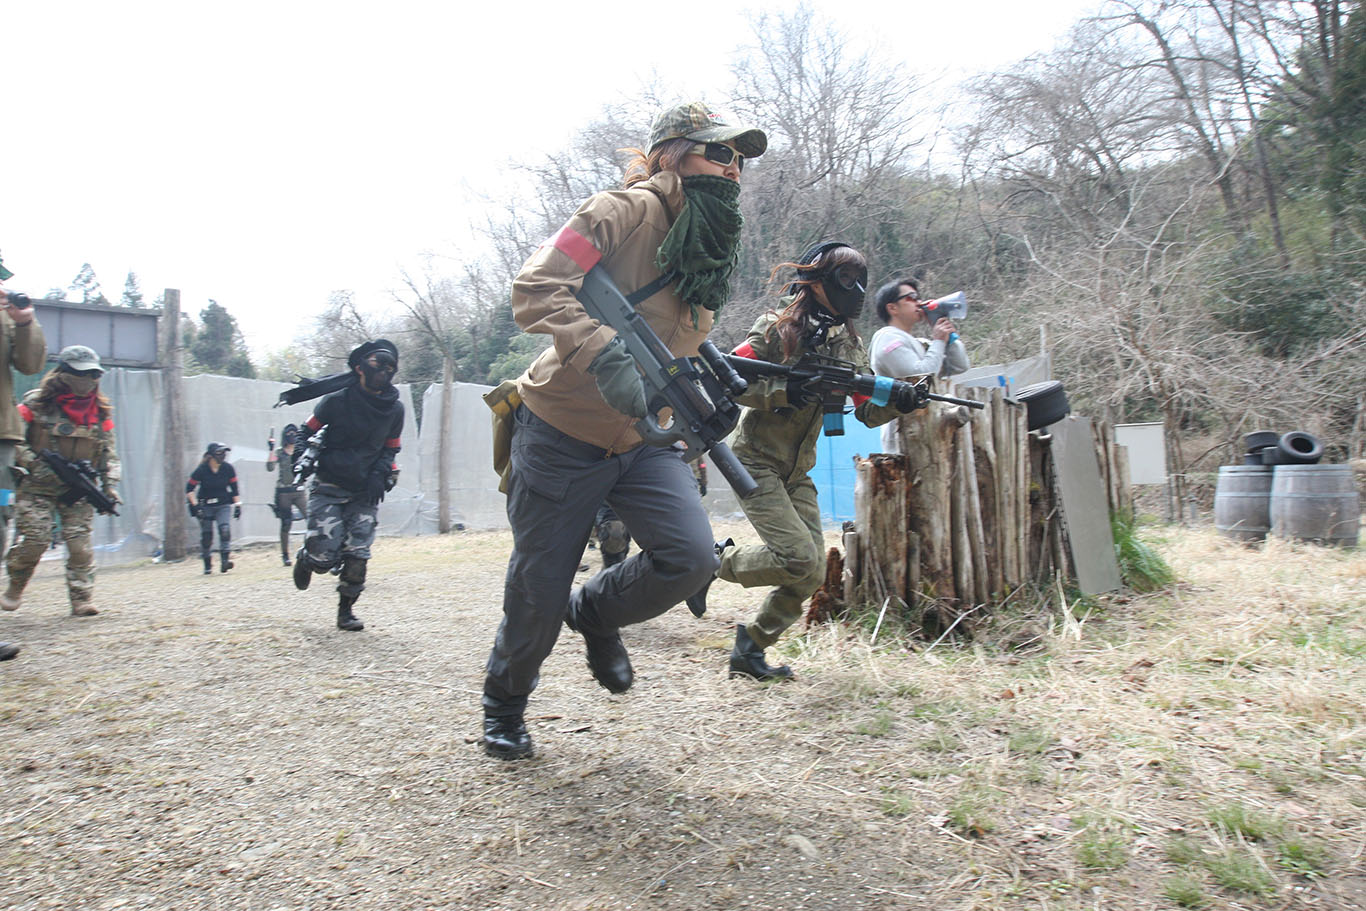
[
  {"xmin": 482, "ymin": 714, "xmax": 533, "ymax": 760},
  {"xmin": 282, "ymin": 551, "xmax": 292, "ymax": 566},
  {"xmin": 202, "ymin": 553, "xmax": 213, "ymax": 575},
  {"xmin": 729, "ymin": 623, "xmax": 793, "ymax": 680},
  {"xmin": 337, "ymin": 595, "xmax": 364, "ymax": 631},
  {"xmin": 293, "ymin": 549, "xmax": 312, "ymax": 590},
  {"xmin": 220, "ymin": 551, "xmax": 234, "ymax": 573},
  {"xmin": 564, "ymin": 587, "xmax": 633, "ymax": 693},
  {"xmin": 0, "ymin": 642, "xmax": 19, "ymax": 661},
  {"xmin": 685, "ymin": 538, "xmax": 733, "ymax": 618}
]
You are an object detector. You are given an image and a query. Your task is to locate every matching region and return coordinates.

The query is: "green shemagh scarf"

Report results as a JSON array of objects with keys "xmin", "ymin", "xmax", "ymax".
[{"xmin": 655, "ymin": 174, "xmax": 743, "ymax": 325}]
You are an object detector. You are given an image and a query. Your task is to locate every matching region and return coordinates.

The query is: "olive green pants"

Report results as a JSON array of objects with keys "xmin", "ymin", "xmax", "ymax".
[{"xmin": 718, "ymin": 466, "xmax": 824, "ymax": 649}]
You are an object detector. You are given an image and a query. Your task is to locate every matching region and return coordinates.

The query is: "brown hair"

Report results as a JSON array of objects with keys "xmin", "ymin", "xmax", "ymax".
[
  {"xmin": 31, "ymin": 368, "xmax": 112, "ymax": 422},
  {"xmin": 766, "ymin": 246, "xmax": 868, "ymax": 359},
  {"xmin": 621, "ymin": 138, "xmax": 694, "ymax": 188}
]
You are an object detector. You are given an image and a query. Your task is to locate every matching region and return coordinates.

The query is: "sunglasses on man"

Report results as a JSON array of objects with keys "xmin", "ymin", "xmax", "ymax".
[{"xmin": 691, "ymin": 142, "xmax": 745, "ymax": 171}]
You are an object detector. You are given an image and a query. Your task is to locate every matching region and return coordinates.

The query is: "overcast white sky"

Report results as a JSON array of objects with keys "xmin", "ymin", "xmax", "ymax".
[{"xmin": 5, "ymin": 0, "xmax": 1099, "ymax": 357}]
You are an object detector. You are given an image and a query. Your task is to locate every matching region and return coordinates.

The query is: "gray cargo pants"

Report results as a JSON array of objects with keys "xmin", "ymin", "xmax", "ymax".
[{"xmin": 482, "ymin": 405, "xmax": 716, "ymax": 715}]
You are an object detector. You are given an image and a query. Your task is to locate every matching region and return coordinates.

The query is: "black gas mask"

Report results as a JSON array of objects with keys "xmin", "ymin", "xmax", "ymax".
[
  {"xmin": 792, "ymin": 241, "xmax": 867, "ymax": 325},
  {"xmin": 820, "ymin": 262, "xmax": 868, "ymax": 322},
  {"xmin": 359, "ymin": 350, "xmax": 397, "ymax": 391}
]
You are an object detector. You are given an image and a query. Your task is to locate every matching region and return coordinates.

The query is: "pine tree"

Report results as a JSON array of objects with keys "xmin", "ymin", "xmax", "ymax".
[
  {"xmin": 69, "ymin": 263, "xmax": 109, "ymax": 305},
  {"xmin": 121, "ymin": 272, "xmax": 145, "ymax": 308},
  {"xmin": 189, "ymin": 300, "xmax": 256, "ymax": 378}
]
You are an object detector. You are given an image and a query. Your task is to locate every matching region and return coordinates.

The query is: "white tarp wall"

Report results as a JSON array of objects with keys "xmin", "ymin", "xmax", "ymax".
[
  {"xmin": 72, "ymin": 374, "xmax": 419, "ymax": 567},
  {"xmin": 179, "ymin": 376, "xmax": 422, "ymax": 548},
  {"xmin": 416, "ymin": 382, "xmax": 508, "ymax": 531}
]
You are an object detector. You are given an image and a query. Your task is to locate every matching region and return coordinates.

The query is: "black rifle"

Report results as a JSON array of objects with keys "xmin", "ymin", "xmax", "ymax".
[
  {"xmin": 292, "ymin": 426, "xmax": 326, "ymax": 486},
  {"xmin": 38, "ymin": 449, "xmax": 119, "ymax": 515},
  {"xmin": 725, "ymin": 352, "xmax": 985, "ymax": 436},
  {"xmin": 574, "ymin": 265, "xmax": 758, "ymax": 499}
]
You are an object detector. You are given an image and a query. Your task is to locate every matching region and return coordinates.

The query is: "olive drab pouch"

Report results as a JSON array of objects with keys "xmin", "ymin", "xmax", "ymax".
[{"xmin": 482, "ymin": 380, "xmax": 523, "ymax": 494}]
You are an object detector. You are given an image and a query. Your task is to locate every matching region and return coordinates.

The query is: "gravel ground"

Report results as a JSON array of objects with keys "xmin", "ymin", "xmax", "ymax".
[{"xmin": 2, "ymin": 524, "xmax": 1363, "ymax": 911}]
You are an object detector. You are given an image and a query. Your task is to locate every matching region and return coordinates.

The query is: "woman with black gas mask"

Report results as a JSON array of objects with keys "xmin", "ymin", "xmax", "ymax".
[
  {"xmin": 706, "ymin": 242, "xmax": 922, "ymax": 680},
  {"xmin": 266, "ymin": 423, "xmax": 308, "ymax": 566}
]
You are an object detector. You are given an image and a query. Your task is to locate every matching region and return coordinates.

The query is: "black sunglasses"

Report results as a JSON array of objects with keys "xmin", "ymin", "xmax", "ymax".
[{"xmin": 691, "ymin": 142, "xmax": 745, "ymax": 171}]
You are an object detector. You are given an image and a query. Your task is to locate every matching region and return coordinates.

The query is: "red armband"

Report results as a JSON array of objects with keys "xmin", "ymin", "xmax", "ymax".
[
  {"xmin": 101, "ymin": 418, "xmax": 115, "ymax": 432},
  {"xmin": 733, "ymin": 341, "xmax": 757, "ymax": 359},
  {"xmin": 17, "ymin": 404, "xmax": 33, "ymax": 423},
  {"xmin": 546, "ymin": 225, "xmax": 602, "ymax": 272}
]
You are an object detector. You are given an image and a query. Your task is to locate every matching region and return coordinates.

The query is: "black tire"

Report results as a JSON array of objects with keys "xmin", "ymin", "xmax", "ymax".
[
  {"xmin": 1011, "ymin": 380, "xmax": 1070, "ymax": 431},
  {"xmin": 1277, "ymin": 430, "xmax": 1323, "ymax": 465},
  {"xmin": 1242, "ymin": 430, "xmax": 1279, "ymax": 453}
]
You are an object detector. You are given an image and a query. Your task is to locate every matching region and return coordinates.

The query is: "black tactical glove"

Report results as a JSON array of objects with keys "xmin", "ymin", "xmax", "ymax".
[
  {"xmin": 785, "ymin": 375, "xmax": 822, "ymax": 409},
  {"xmin": 363, "ymin": 467, "xmax": 390, "ymax": 506},
  {"xmin": 587, "ymin": 337, "xmax": 647, "ymax": 419},
  {"xmin": 188, "ymin": 502, "xmax": 200, "ymax": 518},
  {"xmin": 894, "ymin": 382, "xmax": 930, "ymax": 414},
  {"xmin": 233, "ymin": 504, "xmax": 241, "ymax": 519}
]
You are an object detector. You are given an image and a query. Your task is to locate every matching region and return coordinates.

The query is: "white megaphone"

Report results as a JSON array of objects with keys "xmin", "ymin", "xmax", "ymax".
[{"xmin": 921, "ymin": 291, "xmax": 966, "ymax": 343}]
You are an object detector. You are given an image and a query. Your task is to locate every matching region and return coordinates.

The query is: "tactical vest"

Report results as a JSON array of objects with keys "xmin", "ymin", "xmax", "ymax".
[{"xmin": 21, "ymin": 395, "xmax": 111, "ymax": 496}]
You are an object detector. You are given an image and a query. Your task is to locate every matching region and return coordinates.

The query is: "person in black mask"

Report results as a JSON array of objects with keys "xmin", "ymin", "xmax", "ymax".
[
  {"xmin": 291, "ymin": 339, "xmax": 404, "ymax": 632},
  {"xmin": 694, "ymin": 242, "xmax": 923, "ymax": 680},
  {"xmin": 266, "ymin": 423, "xmax": 308, "ymax": 566}
]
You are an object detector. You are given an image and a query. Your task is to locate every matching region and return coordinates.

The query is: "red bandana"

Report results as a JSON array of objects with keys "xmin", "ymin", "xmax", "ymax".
[{"xmin": 55, "ymin": 393, "xmax": 101, "ymax": 426}]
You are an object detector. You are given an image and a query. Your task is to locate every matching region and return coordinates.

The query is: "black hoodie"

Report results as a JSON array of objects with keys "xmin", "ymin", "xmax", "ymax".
[{"xmin": 308, "ymin": 382, "xmax": 404, "ymax": 492}]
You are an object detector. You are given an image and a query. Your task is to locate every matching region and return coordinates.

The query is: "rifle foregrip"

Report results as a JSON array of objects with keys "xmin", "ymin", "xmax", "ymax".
[{"xmin": 708, "ymin": 442, "xmax": 758, "ymax": 499}]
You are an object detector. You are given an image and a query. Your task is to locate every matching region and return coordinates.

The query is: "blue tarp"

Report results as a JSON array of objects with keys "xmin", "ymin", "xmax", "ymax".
[{"xmin": 809, "ymin": 418, "xmax": 884, "ymax": 526}]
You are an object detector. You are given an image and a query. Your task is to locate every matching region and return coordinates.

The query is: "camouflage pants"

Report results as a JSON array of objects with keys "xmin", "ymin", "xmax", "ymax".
[
  {"xmin": 303, "ymin": 482, "xmax": 378, "ymax": 598},
  {"xmin": 5, "ymin": 491, "xmax": 96, "ymax": 608},
  {"xmin": 717, "ymin": 465, "xmax": 825, "ymax": 649}
]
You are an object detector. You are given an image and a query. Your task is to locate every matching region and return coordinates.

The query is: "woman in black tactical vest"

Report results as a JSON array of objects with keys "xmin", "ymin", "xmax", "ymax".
[{"xmin": 186, "ymin": 442, "xmax": 240, "ymax": 574}]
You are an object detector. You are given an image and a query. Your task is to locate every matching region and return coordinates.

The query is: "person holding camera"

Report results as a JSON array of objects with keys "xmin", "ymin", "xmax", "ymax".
[
  {"xmin": 266, "ymin": 423, "xmax": 308, "ymax": 566},
  {"xmin": 0, "ymin": 252, "xmax": 48, "ymax": 654},
  {"xmin": 869, "ymin": 279, "xmax": 971, "ymax": 453},
  {"xmin": 2, "ymin": 346, "xmax": 120, "ymax": 616},
  {"xmin": 186, "ymin": 442, "xmax": 240, "ymax": 574},
  {"xmin": 291, "ymin": 339, "xmax": 403, "ymax": 634}
]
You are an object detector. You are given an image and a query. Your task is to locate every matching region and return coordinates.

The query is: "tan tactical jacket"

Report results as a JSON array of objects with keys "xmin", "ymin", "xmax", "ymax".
[
  {"xmin": 0, "ymin": 315, "xmax": 48, "ymax": 443},
  {"xmin": 16, "ymin": 390, "xmax": 122, "ymax": 498},
  {"xmin": 732, "ymin": 309, "xmax": 898, "ymax": 481},
  {"xmin": 511, "ymin": 170, "xmax": 713, "ymax": 453}
]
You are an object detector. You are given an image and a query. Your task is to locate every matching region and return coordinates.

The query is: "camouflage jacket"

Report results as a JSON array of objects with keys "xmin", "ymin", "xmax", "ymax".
[
  {"xmin": 731, "ymin": 308, "xmax": 898, "ymax": 481},
  {"xmin": 15, "ymin": 390, "xmax": 121, "ymax": 499}
]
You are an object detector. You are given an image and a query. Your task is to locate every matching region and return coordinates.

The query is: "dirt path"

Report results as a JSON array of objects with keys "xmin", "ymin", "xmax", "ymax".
[{"xmin": 2, "ymin": 525, "xmax": 1363, "ymax": 910}]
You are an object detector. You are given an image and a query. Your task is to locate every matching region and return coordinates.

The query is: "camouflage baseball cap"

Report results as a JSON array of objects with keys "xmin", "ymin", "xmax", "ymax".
[
  {"xmin": 58, "ymin": 345, "xmax": 102, "ymax": 372},
  {"xmin": 648, "ymin": 102, "xmax": 767, "ymax": 159}
]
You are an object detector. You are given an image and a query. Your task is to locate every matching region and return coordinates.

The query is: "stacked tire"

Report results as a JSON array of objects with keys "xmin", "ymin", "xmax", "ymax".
[{"xmin": 1216, "ymin": 430, "xmax": 1359, "ymax": 546}]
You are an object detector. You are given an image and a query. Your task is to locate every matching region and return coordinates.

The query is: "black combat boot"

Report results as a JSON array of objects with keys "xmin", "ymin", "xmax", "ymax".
[
  {"xmin": 282, "ymin": 550, "xmax": 292, "ymax": 566},
  {"xmin": 293, "ymin": 549, "xmax": 312, "ymax": 590},
  {"xmin": 685, "ymin": 538, "xmax": 733, "ymax": 618},
  {"xmin": 482, "ymin": 714, "xmax": 533, "ymax": 760},
  {"xmin": 337, "ymin": 594, "xmax": 364, "ymax": 631},
  {"xmin": 729, "ymin": 623, "xmax": 793, "ymax": 680},
  {"xmin": 220, "ymin": 551, "xmax": 234, "ymax": 573},
  {"xmin": 202, "ymin": 552, "xmax": 213, "ymax": 575},
  {"xmin": 0, "ymin": 641, "xmax": 19, "ymax": 661},
  {"xmin": 564, "ymin": 587, "xmax": 633, "ymax": 693}
]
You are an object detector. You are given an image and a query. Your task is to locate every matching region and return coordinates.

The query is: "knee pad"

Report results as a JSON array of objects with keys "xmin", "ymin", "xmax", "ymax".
[
  {"xmin": 340, "ymin": 556, "xmax": 368, "ymax": 587},
  {"xmin": 596, "ymin": 518, "xmax": 630, "ymax": 555}
]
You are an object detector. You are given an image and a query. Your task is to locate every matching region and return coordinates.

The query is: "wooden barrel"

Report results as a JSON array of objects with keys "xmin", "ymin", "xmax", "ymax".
[
  {"xmin": 1214, "ymin": 466, "xmax": 1273, "ymax": 542},
  {"xmin": 1270, "ymin": 465, "xmax": 1361, "ymax": 547}
]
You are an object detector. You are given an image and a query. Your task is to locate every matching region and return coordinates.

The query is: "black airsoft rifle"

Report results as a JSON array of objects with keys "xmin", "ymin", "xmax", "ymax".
[
  {"xmin": 725, "ymin": 352, "xmax": 985, "ymax": 436},
  {"xmin": 575, "ymin": 265, "xmax": 759, "ymax": 499},
  {"xmin": 292, "ymin": 426, "xmax": 326, "ymax": 486},
  {"xmin": 38, "ymin": 449, "xmax": 119, "ymax": 516}
]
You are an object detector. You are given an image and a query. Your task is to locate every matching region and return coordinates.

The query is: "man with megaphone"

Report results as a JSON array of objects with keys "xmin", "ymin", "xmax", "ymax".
[{"xmin": 869, "ymin": 279, "xmax": 973, "ymax": 453}]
